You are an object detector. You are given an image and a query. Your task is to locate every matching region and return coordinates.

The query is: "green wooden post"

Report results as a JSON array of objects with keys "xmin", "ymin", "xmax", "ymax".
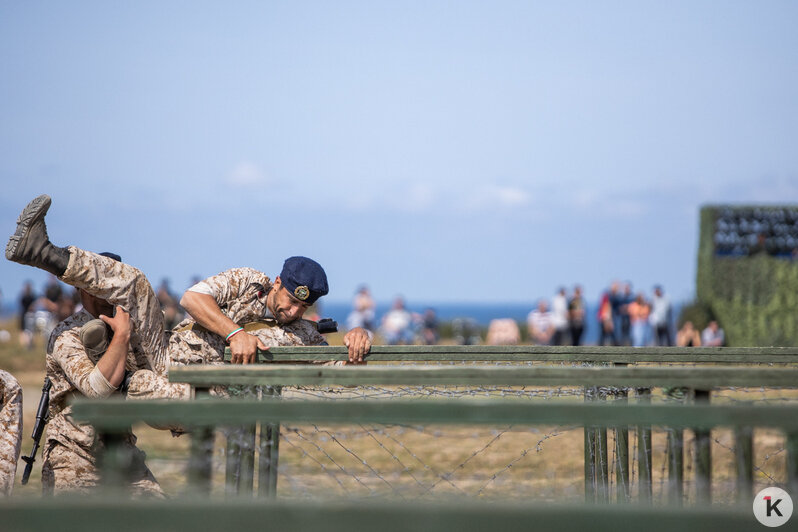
[
  {"xmin": 694, "ymin": 389, "xmax": 712, "ymax": 505},
  {"xmin": 584, "ymin": 387, "xmax": 597, "ymax": 503},
  {"xmin": 258, "ymin": 386, "xmax": 282, "ymax": 498},
  {"xmin": 614, "ymin": 363, "xmax": 630, "ymax": 503},
  {"xmin": 665, "ymin": 387, "xmax": 686, "ymax": 506},
  {"xmin": 97, "ymin": 430, "xmax": 135, "ymax": 493},
  {"xmin": 787, "ymin": 431, "xmax": 798, "ymax": 497},
  {"xmin": 225, "ymin": 427, "xmax": 242, "ymax": 497},
  {"xmin": 241, "ymin": 424, "xmax": 256, "ymax": 495},
  {"xmin": 636, "ymin": 388, "xmax": 652, "ymax": 504},
  {"xmin": 734, "ymin": 426, "xmax": 753, "ymax": 504},
  {"xmin": 596, "ymin": 389, "xmax": 609, "ymax": 504},
  {"xmin": 187, "ymin": 387, "xmax": 214, "ymax": 495}
]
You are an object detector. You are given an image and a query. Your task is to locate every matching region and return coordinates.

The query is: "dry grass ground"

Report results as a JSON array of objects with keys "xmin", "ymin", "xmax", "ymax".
[{"xmin": 0, "ymin": 319, "xmax": 794, "ymax": 503}]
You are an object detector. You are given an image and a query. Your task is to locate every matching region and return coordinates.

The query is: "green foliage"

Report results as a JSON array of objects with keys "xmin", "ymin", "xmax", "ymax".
[
  {"xmin": 697, "ymin": 206, "xmax": 798, "ymax": 346},
  {"xmin": 676, "ymin": 301, "xmax": 714, "ymax": 330}
]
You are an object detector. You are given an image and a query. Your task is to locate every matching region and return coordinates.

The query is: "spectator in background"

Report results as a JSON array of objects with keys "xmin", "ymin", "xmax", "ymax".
[
  {"xmin": 486, "ymin": 318, "xmax": 521, "ymax": 345},
  {"xmin": 608, "ymin": 282, "xmax": 623, "ymax": 344},
  {"xmin": 701, "ymin": 320, "xmax": 725, "ymax": 347},
  {"xmin": 527, "ymin": 299, "xmax": 554, "ymax": 345},
  {"xmin": 676, "ymin": 321, "xmax": 702, "ymax": 347},
  {"xmin": 649, "ymin": 285, "xmax": 672, "ymax": 346},
  {"xmin": 420, "ymin": 308, "xmax": 439, "ymax": 345},
  {"xmin": 568, "ymin": 285, "xmax": 586, "ymax": 346},
  {"xmin": 619, "ymin": 282, "xmax": 634, "ymax": 346},
  {"xmin": 628, "ymin": 293, "xmax": 651, "ymax": 347},
  {"xmin": 18, "ymin": 281, "xmax": 37, "ymax": 349},
  {"xmin": 347, "ymin": 285, "xmax": 376, "ymax": 332},
  {"xmin": 550, "ymin": 287, "xmax": 569, "ymax": 346},
  {"xmin": 597, "ymin": 289, "xmax": 615, "ymax": 346},
  {"xmin": 157, "ymin": 278, "xmax": 182, "ymax": 330},
  {"xmin": 381, "ymin": 297, "xmax": 415, "ymax": 345}
]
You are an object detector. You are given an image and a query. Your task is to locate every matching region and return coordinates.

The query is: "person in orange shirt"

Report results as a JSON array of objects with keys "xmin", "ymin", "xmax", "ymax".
[{"xmin": 627, "ymin": 293, "xmax": 651, "ymax": 347}]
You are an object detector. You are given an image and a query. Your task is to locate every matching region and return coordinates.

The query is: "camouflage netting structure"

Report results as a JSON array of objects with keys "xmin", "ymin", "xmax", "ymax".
[{"xmin": 697, "ymin": 205, "xmax": 798, "ymax": 347}]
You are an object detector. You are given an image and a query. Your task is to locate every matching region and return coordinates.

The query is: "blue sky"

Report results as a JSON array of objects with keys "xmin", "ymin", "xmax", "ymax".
[{"xmin": 1, "ymin": 1, "xmax": 797, "ymax": 307}]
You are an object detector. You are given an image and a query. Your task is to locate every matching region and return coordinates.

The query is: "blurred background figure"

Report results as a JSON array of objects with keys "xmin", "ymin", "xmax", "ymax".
[
  {"xmin": 568, "ymin": 285, "xmax": 586, "ymax": 346},
  {"xmin": 649, "ymin": 285, "xmax": 672, "ymax": 346},
  {"xmin": 619, "ymin": 282, "xmax": 634, "ymax": 346},
  {"xmin": 381, "ymin": 297, "xmax": 415, "ymax": 345},
  {"xmin": 527, "ymin": 299, "xmax": 554, "ymax": 346},
  {"xmin": 420, "ymin": 308, "xmax": 439, "ymax": 345},
  {"xmin": 18, "ymin": 280, "xmax": 37, "ymax": 349},
  {"xmin": 486, "ymin": 318, "xmax": 520, "ymax": 345},
  {"xmin": 676, "ymin": 320, "xmax": 702, "ymax": 347},
  {"xmin": 628, "ymin": 293, "xmax": 651, "ymax": 347},
  {"xmin": 157, "ymin": 278, "xmax": 182, "ymax": 330},
  {"xmin": 347, "ymin": 285, "xmax": 376, "ymax": 332},
  {"xmin": 701, "ymin": 320, "xmax": 725, "ymax": 347},
  {"xmin": 550, "ymin": 287, "xmax": 569, "ymax": 346},
  {"xmin": 452, "ymin": 317, "xmax": 481, "ymax": 346},
  {"xmin": 597, "ymin": 288, "xmax": 615, "ymax": 346}
]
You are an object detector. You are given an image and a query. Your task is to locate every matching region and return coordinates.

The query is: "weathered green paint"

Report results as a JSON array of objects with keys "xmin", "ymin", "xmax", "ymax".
[
  {"xmin": 169, "ymin": 365, "xmax": 798, "ymax": 388},
  {"xmin": 584, "ymin": 388, "xmax": 596, "ymax": 503},
  {"xmin": 693, "ymin": 390, "xmax": 712, "ymax": 505},
  {"xmin": 0, "ymin": 498, "xmax": 775, "ymax": 532},
  {"xmin": 734, "ymin": 427, "xmax": 753, "ymax": 504},
  {"xmin": 73, "ymin": 400, "xmax": 798, "ymax": 430},
  {"xmin": 258, "ymin": 386, "xmax": 282, "ymax": 498},
  {"xmin": 667, "ymin": 428, "xmax": 684, "ymax": 506},
  {"xmin": 224, "ymin": 344, "xmax": 798, "ymax": 364},
  {"xmin": 788, "ymin": 432, "xmax": 798, "ymax": 497},
  {"xmin": 636, "ymin": 388, "xmax": 652, "ymax": 504}
]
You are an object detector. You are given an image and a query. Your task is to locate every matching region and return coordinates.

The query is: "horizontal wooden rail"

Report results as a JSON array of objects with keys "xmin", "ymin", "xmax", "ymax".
[
  {"xmin": 0, "ymin": 499, "xmax": 767, "ymax": 532},
  {"xmin": 223, "ymin": 345, "xmax": 798, "ymax": 364},
  {"xmin": 72, "ymin": 399, "xmax": 798, "ymax": 431},
  {"xmin": 170, "ymin": 365, "xmax": 798, "ymax": 388}
]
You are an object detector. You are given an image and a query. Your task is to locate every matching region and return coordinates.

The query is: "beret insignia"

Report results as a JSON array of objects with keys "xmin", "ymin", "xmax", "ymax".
[{"xmin": 294, "ymin": 285, "xmax": 310, "ymax": 301}]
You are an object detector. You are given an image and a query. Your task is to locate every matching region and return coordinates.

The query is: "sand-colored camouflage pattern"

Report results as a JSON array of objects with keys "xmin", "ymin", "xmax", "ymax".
[
  {"xmin": 44, "ymin": 309, "xmax": 159, "ymax": 495},
  {"xmin": 0, "ymin": 370, "xmax": 23, "ymax": 497},
  {"xmin": 41, "ymin": 438, "xmax": 164, "ymax": 497}
]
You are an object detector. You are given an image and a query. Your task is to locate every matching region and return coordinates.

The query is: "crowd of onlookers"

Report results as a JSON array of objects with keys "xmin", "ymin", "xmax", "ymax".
[{"xmin": 2, "ymin": 278, "xmax": 724, "ymax": 348}]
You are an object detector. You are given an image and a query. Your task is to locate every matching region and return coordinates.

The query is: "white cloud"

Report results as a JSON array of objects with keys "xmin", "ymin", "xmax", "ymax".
[
  {"xmin": 227, "ymin": 161, "xmax": 267, "ymax": 186},
  {"xmin": 491, "ymin": 186, "xmax": 530, "ymax": 206}
]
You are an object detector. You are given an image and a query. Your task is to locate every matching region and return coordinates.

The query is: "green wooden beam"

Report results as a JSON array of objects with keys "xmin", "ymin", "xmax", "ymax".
[
  {"xmin": 0, "ymin": 498, "xmax": 774, "ymax": 532},
  {"xmin": 224, "ymin": 345, "xmax": 798, "ymax": 364},
  {"xmin": 169, "ymin": 365, "xmax": 798, "ymax": 388},
  {"xmin": 73, "ymin": 399, "xmax": 798, "ymax": 431}
]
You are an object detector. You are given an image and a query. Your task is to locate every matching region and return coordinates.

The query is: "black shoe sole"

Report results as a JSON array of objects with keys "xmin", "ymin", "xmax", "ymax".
[{"xmin": 5, "ymin": 194, "xmax": 51, "ymax": 262}]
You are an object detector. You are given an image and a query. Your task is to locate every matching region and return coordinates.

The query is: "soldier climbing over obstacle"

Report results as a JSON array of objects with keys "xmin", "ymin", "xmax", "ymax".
[{"xmin": 6, "ymin": 194, "xmax": 371, "ymax": 405}]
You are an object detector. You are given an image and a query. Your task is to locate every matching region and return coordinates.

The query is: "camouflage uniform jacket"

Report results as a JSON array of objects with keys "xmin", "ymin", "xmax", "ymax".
[
  {"xmin": 0, "ymin": 370, "xmax": 23, "ymax": 496},
  {"xmin": 45, "ymin": 309, "xmax": 151, "ymax": 461},
  {"xmin": 168, "ymin": 267, "xmax": 326, "ymax": 367}
]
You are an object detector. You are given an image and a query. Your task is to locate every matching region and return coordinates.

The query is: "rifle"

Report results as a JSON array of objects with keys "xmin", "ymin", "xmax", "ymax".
[{"xmin": 21, "ymin": 377, "xmax": 52, "ymax": 485}]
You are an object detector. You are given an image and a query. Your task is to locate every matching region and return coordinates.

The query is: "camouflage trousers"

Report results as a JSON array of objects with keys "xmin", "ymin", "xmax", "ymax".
[
  {"xmin": 41, "ymin": 439, "xmax": 164, "ymax": 497},
  {"xmin": 61, "ymin": 246, "xmax": 169, "ymax": 375},
  {"xmin": 0, "ymin": 370, "xmax": 22, "ymax": 497}
]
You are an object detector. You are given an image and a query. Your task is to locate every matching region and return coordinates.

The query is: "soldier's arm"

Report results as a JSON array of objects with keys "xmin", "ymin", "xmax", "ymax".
[
  {"xmin": 94, "ymin": 306, "xmax": 130, "ymax": 388},
  {"xmin": 180, "ymin": 288, "xmax": 267, "ymax": 365},
  {"xmin": 52, "ymin": 331, "xmax": 118, "ymax": 398}
]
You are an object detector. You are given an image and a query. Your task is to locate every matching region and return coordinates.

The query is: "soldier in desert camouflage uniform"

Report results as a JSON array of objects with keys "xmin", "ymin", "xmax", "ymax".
[
  {"xmin": 6, "ymin": 195, "xmax": 372, "ymax": 400},
  {"xmin": 39, "ymin": 252, "xmax": 164, "ymax": 496},
  {"xmin": 0, "ymin": 370, "xmax": 23, "ymax": 497}
]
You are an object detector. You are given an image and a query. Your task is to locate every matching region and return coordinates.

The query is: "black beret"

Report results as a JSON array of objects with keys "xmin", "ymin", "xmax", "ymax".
[{"xmin": 280, "ymin": 256, "xmax": 328, "ymax": 305}]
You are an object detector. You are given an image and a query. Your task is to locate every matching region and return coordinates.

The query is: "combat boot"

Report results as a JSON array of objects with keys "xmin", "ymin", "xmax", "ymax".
[{"xmin": 5, "ymin": 194, "xmax": 70, "ymax": 276}]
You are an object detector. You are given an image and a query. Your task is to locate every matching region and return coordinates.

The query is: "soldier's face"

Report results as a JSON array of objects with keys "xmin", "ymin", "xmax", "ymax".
[{"xmin": 268, "ymin": 278, "xmax": 310, "ymax": 324}]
